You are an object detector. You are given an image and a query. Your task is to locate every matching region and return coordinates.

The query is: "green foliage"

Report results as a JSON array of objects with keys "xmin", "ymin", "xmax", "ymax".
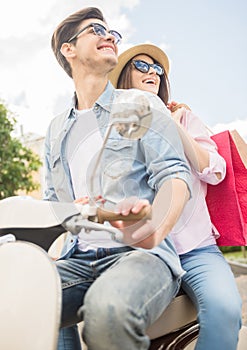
[
  {"xmin": 0, "ymin": 101, "xmax": 42, "ymax": 199},
  {"xmin": 220, "ymin": 246, "xmax": 242, "ymax": 254},
  {"xmin": 223, "ymin": 248, "xmax": 247, "ymax": 264}
]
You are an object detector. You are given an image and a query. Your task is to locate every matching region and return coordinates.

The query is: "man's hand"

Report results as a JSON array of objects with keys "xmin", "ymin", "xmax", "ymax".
[
  {"xmin": 111, "ymin": 178, "xmax": 189, "ymax": 249},
  {"xmin": 109, "ymin": 197, "xmax": 156, "ymax": 248}
]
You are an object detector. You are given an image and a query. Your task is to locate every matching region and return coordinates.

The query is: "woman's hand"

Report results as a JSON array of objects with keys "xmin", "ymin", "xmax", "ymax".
[
  {"xmin": 74, "ymin": 195, "xmax": 105, "ymax": 205},
  {"xmin": 167, "ymin": 101, "xmax": 191, "ymax": 124},
  {"xmin": 167, "ymin": 101, "xmax": 191, "ymax": 113}
]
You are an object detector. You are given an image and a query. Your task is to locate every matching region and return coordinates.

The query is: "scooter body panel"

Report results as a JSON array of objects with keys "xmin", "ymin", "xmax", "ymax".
[{"xmin": 0, "ymin": 241, "xmax": 61, "ymax": 350}]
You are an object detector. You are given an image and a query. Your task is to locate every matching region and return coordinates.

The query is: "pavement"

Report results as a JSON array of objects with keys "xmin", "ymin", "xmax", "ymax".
[
  {"xmin": 235, "ymin": 274, "xmax": 247, "ymax": 326},
  {"xmin": 228, "ymin": 261, "xmax": 247, "ymax": 327}
]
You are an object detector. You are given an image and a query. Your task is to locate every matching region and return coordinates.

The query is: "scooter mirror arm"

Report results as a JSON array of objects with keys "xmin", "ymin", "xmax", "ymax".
[{"xmin": 89, "ymin": 91, "xmax": 152, "ymax": 201}]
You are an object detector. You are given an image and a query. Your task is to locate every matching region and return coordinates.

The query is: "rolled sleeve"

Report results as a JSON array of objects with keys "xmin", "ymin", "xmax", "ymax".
[
  {"xmin": 141, "ymin": 94, "xmax": 192, "ymax": 196},
  {"xmin": 196, "ymin": 151, "xmax": 226, "ymax": 185},
  {"xmin": 181, "ymin": 108, "xmax": 226, "ymax": 186}
]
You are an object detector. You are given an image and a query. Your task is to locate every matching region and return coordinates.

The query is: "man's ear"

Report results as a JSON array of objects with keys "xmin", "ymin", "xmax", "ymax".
[{"xmin": 60, "ymin": 42, "xmax": 75, "ymax": 58}]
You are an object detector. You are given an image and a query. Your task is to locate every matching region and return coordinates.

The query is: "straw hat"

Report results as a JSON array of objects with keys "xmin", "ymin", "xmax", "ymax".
[{"xmin": 109, "ymin": 43, "xmax": 170, "ymax": 88}]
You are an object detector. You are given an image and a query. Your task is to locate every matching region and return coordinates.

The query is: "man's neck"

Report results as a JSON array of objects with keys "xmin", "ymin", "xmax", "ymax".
[{"xmin": 74, "ymin": 74, "xmax": 108, "ymax": 110}]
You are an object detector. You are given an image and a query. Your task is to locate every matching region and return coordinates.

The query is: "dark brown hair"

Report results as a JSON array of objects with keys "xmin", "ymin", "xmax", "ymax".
[
  {"xmin": 51, "ymin": 7, "xmax": 105, "ymax": 78},
  {"xmin": 117, "ymin": 56, "xmax": 170, "ymax": 105}
]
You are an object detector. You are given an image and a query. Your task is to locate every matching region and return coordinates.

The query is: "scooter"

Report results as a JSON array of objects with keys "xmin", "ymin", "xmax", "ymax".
[
  {"xmin": 0, "ymin": 91, "xmax": 246, "ymax": 349},
  {"xmin": 1, "ymin": 197, "xmax": 247, "ymax": 350},
  {"xmin": 0, "ymin": 195, "xmax": 199, "ymax": 350}
]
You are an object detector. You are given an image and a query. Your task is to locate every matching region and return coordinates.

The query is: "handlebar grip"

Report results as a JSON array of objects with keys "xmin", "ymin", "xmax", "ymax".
[{"xmin": 96, "ymin": 205, "xmax": 152, "ymax": 224}]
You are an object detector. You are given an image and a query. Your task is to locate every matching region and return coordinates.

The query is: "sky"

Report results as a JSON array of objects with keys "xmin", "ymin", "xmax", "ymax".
[{"xmin": 1, "ymin": 0, "xmax": 247, "ymax": 140}]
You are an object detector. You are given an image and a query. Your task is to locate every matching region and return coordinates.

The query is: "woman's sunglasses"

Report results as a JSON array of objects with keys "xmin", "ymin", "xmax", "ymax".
[
  {"xmin": 132, "ymin": 60, "xmax": 164, "ymax": 76},
  {"xmin": 68, "ymin": 22, "xmax": 122, "ymax": 45}
]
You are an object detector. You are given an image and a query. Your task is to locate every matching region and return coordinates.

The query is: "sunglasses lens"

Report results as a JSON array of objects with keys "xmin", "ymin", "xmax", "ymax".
[
  {"xmin": 68, "ymin": 23, "xmax": 122, "ymax": 45},
  {"xmin": 153, "ymin": 64, "xmax": 164, "ymax": 76},
  {"xmin": 93, "ymin": 24, "xmax": 106, "ymax": 37},
  {"xmin": 134, "ymin": 61, "xmax": 149, "ymax": 73},
  {"xmin": 134, "ymin": 61, "xmax": 164, "ymax": 76},
  {"xmin": 109, "ymin": 30, "xmax": 122, "ymax": 44},
  {"xmin": 92, "ymin": 24, "xmax": 121, "ymax": 45}
]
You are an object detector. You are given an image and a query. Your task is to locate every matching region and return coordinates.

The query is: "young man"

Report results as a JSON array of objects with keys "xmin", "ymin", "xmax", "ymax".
[{"xmin": 45, "ymin": 7, "xmax": 192, "ymax": 350}]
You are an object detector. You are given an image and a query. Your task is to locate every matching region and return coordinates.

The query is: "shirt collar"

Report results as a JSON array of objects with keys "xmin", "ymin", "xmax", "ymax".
[
  {"xmin": 95, "ymin": 81, "xmax": 115, "ymax": 113},
  {"xmin": 67, "ymin": 81, "xmax": 115, "ymax": 119}
]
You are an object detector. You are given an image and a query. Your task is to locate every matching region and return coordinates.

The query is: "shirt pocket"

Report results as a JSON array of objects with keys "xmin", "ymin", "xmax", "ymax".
[{"xmin": 102, "ymin": 139, "xmax": 135, "ymax": 180}]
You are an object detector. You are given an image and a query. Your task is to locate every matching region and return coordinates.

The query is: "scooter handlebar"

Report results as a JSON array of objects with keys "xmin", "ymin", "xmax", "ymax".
[{"xmin": 95, "ymin": 205, "xmax": 152, "ymax": 224}]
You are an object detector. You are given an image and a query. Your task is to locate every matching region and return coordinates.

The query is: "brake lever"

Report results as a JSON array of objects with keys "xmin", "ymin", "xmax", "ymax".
[{"xmin": 63, "ymin": 215, "xmax": 124, "ymax": 242}]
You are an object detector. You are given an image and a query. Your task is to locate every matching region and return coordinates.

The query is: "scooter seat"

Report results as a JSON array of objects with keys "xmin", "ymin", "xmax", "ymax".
[
  {"xmin": 147, "ymin": 290, "xmax": 197, "ymax": 339},
  {"xmin": 0, "ymin": 241, "xmax": 61, "ymax": 350}
]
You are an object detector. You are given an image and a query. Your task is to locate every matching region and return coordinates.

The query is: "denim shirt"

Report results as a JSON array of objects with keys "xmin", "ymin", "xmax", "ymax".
[{"xmin": 44, "ymin": 82, "xmax": 192, "ymax": 278}]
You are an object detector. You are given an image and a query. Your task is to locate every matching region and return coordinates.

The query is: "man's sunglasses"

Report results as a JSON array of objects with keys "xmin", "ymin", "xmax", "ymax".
[
  {"xmin": 132, "ymin": 60, "xmax": 164, "ymax": 76},
  {"xmin": 67, "ymin": 22, "xmax": 122, "ymax": 45}
]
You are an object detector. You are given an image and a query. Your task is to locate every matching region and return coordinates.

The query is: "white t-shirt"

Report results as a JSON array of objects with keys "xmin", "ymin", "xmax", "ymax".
[
  {"xmin": 67, "ymin": 109, "xmax": 101, "ymax": 199},
  {"xmin": 67, "ymin": 109, "xmax": 124, "ymax": 250}
]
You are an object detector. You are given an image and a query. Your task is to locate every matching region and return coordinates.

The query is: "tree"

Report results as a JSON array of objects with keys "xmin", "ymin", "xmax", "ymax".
[{"xmin": 0, "ymin": 101, "xmax": 42, "ymax": 200}]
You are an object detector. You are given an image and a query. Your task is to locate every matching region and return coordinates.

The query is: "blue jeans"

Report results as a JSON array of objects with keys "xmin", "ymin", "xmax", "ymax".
[
  {"xmin": 180, "ymin": 245, "xmax": 242, "ymax": 350},
  {"xmin": 56, "ymin": 246, "xmax": 180, "ymax": 350}
]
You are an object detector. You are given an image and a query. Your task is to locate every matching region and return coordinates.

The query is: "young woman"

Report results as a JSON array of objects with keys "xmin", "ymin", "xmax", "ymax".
[{"xmin": 109, "ymin": 43, "xmax": 242, "ymax": 350}]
